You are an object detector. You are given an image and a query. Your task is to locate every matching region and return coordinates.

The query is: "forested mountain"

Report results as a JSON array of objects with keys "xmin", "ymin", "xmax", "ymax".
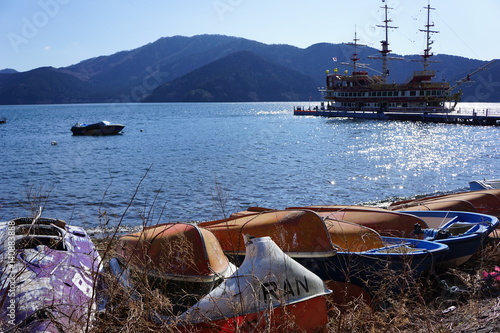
[
  {"xmin": 143, "ymin": 51, "xmax": 319, "ymax": 102},
  {"xmin": 0, "ymin": 34, "xmax": 498, "ymax": 104}
]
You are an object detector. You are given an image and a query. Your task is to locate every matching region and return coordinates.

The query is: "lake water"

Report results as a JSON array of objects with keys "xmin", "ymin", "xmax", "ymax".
[{"xmin": 0, "ymin": 102, "xmax": 498, "ymax": 231}]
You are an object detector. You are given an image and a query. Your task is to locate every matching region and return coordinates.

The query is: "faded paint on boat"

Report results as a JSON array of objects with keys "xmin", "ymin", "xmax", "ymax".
[
  {"xmin": 200, "ymin": 210, "xmax": 341, "ymax": 256},
  {"xmin": 390, "ymin": 189, "xmax": 500, "ymax": 218},
  {"xmin": 288, "ymin": 205, "xmax": 498, "ymax": 267},
  {"xmin": 177, "ymin": 236, "xmax": 331, "ymax": 332},
  {"xmin": 200, "ymin": 209, "xmax": 448, "ymax": 301},
  {"xmin": 324, "ymin": 218, "xmax": 385, "ymax": 251},
  {"xmin": 0, "ymin": 217, "xmax": 102, "ymax": 333},
  {"xmin": 289, "ymin": 205, "xmax": 428, "ymax": 239},
  {"xmin": 115, "ymin": 223, "xmax": 235, "ymax": 313},
  {"xmin": 201, "ymin": 209, "xmax": 387, "ymax": 255},
  {"xmin": 116, "ymin": 223, "xmax": 231, "ymax": 281}
]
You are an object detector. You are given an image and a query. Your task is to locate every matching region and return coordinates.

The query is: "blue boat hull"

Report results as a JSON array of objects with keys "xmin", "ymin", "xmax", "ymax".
[
  {"xmin": 400, "ymin": 210, "xmax": 499, "ymax": 267},
  {"xmin": 434, "ymin": 233, "xmax": 482, "ymax": 267},
  {"xmin": 227, "ymin": 237, "xmax": 448, "ymax": 298}
]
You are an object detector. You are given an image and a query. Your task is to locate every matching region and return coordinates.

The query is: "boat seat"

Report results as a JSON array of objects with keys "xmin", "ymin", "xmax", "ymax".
[
  {"xmin": 15, "ymin": 224, "xmax": 63, "ymax": 237},
  {"xmin": 15, "ymin": 235, "xmax": 66, "ymax": 251},
  {"xmin": 445, "ymin": 222, "xmax": 476, "ymax": 236}
]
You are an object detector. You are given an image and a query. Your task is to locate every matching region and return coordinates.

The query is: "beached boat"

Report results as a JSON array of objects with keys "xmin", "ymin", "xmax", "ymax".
[
  {"xmin": 400, "ymin": 210, "xmax": 499, "ymax": 266},
  {"xmin": 287, "ymin": 205, "xmax": 425, "ymax": 238},
  {"xmin": 390, "ymin": 189, "xmax": 500, "ymax": 243},
  {"xmin": 113, "ymin": 222, "xmax": 235, "ymax": 313},
  {"xmin": 470, "ymin": 179, "xmax": 500, "ymax": 191},
  {"xmin": 288, "ymin": 205, "xmax": 498, "ymax": 267},
  {"xmin": 177, "ymin": 236, "xmax": 331, "ymax": 332},
  {"xmin": 389, "ymin": 189, "xmax": 500, "ymax": 218},
  {"xmin": 71, "ymin": 121, "xmax": 125, "ymax": 136},
  {"xmin": 0, "ymin": 217, "xmax": 102, "ymax": 333},
  {"xmin": 199, "ymin": 210, "xmax": 448, "ymax": 301}
]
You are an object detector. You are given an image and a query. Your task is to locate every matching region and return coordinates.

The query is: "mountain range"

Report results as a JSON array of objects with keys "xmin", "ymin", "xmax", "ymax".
[{"xmin": 0, "ymin": 34, "xmax": 499, "ymax": 104}]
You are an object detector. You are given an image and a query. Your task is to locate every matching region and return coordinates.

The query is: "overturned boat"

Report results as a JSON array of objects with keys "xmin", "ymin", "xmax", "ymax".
[
  {"xmin": 288, "ymin": 205, "xmax": 498, "ymax": 267},
  {"xmin": 199, "ymin": 210, "xmax": 448, "ymax": 301},
  {"xmin": 287, "ymin": 205, "xmax": 425, "ymax": 238},
  {"xmin": 177, "ymin": 236, "xmax": 331, "ymax": 332},
  {"xmin": 0, "ymin": 217, "xmax": 102, "ymax": 333},
  {"xmin": 389, "ymin": 189, "xmax": 500, "ymax": 217},
  {"xmin": 113, "ymin": 222, "xmax": 235, "ymax": 313}
]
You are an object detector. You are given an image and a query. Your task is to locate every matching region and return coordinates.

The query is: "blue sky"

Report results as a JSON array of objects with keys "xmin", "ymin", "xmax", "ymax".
[{"xmin": 1, "ymin": 0, "xmax": 499, "ymax": 72}]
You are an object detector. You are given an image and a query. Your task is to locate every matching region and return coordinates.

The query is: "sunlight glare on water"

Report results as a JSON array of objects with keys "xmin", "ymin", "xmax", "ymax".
[{"xmin": 0, "ymin": 102, "xmax": 498, "ymax": 229}]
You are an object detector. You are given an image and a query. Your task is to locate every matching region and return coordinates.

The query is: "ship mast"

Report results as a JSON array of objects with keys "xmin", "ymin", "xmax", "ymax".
[
  {"xmin": 376, "ymin": 1, "xmax": 398, "ymax": 83},
  {"xmin": 420, "ymin": 2, "xmax": 438, "ymax": 70},
  {"xmin": 343, "ymin": 30, "xmax": 366, "ymax": 72}
]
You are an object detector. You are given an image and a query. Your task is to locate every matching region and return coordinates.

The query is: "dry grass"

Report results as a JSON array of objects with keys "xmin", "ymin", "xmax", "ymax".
[
  {"xmin": 7, "ymin": 182, "xmax": 500, "ymax": 332},
  {"xmin": 86, "ymin": 235, "xmax": 500, "ymax": 333},
  {"xmin": 325, "ymin": 240, "xmax": 500, "ymax": 333}
]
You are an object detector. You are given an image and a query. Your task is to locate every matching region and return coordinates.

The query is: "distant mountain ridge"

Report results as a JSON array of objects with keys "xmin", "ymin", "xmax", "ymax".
[
  {"xmin": 0, "ymin": 34, "xmax": 498, "ymax": 104},
  {"xmin": 0, "ymin": 69, "xmax": 17, "ymax": 74},
  {"xmin": 143, "ymin": 50, "xmax": 319, "ymax": 102}
]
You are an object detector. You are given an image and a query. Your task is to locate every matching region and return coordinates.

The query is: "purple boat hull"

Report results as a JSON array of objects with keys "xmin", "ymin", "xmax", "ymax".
[{"xmin": 0, "ymin": 217, "xmax": 102, "ymax": 332}]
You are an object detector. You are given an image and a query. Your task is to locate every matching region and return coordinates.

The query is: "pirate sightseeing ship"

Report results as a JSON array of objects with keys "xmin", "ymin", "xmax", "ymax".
[{"xmin": 296, "ymin": 1, "xmax": 473, "ymax": 116}]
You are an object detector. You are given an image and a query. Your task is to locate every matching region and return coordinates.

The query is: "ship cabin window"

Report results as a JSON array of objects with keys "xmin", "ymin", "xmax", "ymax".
[
  {"xmin": 410, "ymin": 91, "xmax": 417, "ymax": 96},
  {"xmin": 382, "ymin": 92, "xmax": 387, "ymax": 97},
  {"xmin": 426, "ymin": 90, "xmax": 431, "ymax": 96},
  {"xmin": 420, "ymin": 91, "xmax": 425, "ymax": 96},
  {"xmin": 393, "ymin": 91, "xmax": 398, "ymax": 97},
  {"xmin": 377, "ymin": 92, "xmax": 382, "ymax": 97}
]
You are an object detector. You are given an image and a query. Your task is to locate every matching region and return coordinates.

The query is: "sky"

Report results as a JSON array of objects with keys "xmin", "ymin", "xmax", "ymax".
[{"xmin": 1, "ymin": 0, "xmax": 499, "ymax": 72}]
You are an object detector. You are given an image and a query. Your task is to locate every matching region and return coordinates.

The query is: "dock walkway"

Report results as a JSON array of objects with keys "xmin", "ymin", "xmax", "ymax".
[{"xmin": 294, "ymin": 108, "xmax": 500, "ymax": 126}]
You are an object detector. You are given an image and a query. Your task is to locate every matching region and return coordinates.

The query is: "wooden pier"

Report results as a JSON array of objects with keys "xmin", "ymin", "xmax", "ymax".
[{"xmin": 294, "ymin": 108, "xmax": 500, "ymax": 126}]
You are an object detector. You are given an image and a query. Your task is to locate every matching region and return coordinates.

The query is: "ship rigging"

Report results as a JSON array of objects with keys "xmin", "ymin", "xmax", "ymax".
[{"xmin": 321, "ymin": 0, "xmax": 465, "ymax": 114}]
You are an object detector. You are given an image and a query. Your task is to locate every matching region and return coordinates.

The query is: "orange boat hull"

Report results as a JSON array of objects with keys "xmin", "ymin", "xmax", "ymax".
[
  {"xmin": 390, "ymin": 190, "xmax": 500, "ymax": 218},
  {"xmin": 178, "ymin": 294, "xmax": 329, "ymax": 333},
  {"xmin": 288, "ymin": 205, "xmax": 427, "ymax": 239}
]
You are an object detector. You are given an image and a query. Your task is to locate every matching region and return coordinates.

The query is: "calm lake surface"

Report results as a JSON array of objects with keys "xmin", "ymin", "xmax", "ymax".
[{"xmin": 0, "ymin": 102, "xmax": 498, "ymax": 230}]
